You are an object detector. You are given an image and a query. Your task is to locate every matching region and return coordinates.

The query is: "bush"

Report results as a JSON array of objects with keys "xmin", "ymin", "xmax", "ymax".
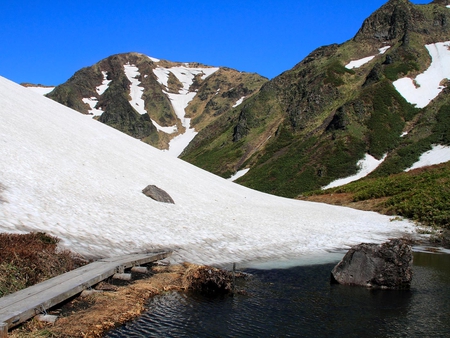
[
  {"xmin": 0, "ymin": 232, "xmax": 86, "ymax": 297},
  {"xmin": 320, "ymin": 162, "xmax": 450, "ymax": 228}
]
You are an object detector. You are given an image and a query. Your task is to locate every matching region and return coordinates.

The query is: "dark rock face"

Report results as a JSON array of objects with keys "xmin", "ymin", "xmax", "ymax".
[
  {"xmin": 142, "ymin": 185, "xmax": 175, "ymax": 204},
  {"xmin": 331, "ymin": 239, "xmax": 413, "ymax": 289}
]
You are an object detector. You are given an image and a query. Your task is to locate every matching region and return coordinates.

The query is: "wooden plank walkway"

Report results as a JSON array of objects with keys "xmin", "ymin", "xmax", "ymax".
[{"xmin": 0, "ymin": 251, "xmax": 171, "ymax": 333}]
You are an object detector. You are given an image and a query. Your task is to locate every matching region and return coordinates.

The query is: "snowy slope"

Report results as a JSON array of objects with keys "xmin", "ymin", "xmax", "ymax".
[{"xmin": 0, "ymin": 76, "xmax": 416, "ymax": 267}]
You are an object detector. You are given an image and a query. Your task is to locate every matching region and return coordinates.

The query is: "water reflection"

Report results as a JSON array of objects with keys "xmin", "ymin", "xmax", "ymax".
[{"xmin": 107, "ymin": 252, "xmax": 450, "ymax": 338}]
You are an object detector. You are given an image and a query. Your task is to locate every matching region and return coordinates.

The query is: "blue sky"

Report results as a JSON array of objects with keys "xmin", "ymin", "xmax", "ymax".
[{"xmin": 0, "ymin": 0, "xmax": 431, "ymax": 85}]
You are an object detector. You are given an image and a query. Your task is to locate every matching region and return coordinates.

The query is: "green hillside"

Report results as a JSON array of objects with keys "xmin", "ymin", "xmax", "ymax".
[{"xmin": 181, "ymin": 0, "xmax": 450, "ymax": 198}]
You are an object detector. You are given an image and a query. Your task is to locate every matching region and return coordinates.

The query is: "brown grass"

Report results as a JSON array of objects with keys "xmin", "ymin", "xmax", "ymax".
[
  {"xmin": 299, "ymin": 193, "xmax": 391, "ymax": 214},
  {"xmin": 0, "ymin": 232, "xmax": 87, "ymax": 297},
  {"xmin": 9, "ymin": 263, "xmax": 236, "ymax": 337}
]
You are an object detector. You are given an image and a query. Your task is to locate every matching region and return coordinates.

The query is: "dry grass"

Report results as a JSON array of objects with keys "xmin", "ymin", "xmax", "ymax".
[
  {"xmin": 9, "ymin": 263, "xmax": 235, "ymax": 338},
  {"xmin": 0, "ymin": 232, "xmax": 87, "ymax": 297},
  {"xmin": 299, "ymin": 192, "xmax": 391, "ymax": 214}
]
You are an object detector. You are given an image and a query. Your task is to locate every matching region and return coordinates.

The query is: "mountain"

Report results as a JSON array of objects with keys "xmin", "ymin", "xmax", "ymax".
[
  {"xmin": 181, "ymin": 0, "xmax": 450, "ymax": 197},
  {"xmin": 0, "ymin": 76, "xmax": 417, "ymax": 266},
  {"xmin": 46, "ymin": 53, "xmax": 267, "ymax": 156}
]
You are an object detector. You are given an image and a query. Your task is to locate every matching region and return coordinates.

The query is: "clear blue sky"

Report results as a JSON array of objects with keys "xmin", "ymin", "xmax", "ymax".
[{"xmin": 0, "ymin": 0, "xmax": 431, "ymax": 85}]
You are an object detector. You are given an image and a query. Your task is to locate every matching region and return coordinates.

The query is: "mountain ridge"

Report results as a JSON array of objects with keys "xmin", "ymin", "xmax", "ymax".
[
  {"xmin": 28, "ymin": 0, "xmax": 450, "ymax": 198},
  {"xmin": 181, "ymin": 0, "xmax": 450, "ymax": 197},
  {"xmin": 46, "ymin": 52, "xmax": 267, "ymax": 154}
]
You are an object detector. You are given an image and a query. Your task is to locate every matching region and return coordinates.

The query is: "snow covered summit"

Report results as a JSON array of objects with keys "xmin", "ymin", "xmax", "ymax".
[{"xmin": 0, "ymin": 76, "xmax": 416, "ymax": 267}]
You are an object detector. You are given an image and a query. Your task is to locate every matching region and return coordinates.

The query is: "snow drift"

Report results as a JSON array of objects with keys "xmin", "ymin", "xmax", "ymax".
[{"xmin": 0, "ymin": 76, "xmax": 416, "ymax": 266}]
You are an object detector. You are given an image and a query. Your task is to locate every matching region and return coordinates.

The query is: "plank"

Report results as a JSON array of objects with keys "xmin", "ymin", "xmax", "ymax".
[{"xmin": 0, "ymin": 251, "xmax": 171, "ymax": 331}]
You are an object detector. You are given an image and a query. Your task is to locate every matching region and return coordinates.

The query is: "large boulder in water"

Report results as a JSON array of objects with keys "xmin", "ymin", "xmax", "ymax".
[{"xmin": 331, "ymin": 239, "xmax": 413, "ymax": 289}]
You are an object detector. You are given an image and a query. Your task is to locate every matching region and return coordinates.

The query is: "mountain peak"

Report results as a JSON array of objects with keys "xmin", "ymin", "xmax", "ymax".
[
  {"xmin": 353, "ymin": 0, "xmax": 418, "ymax": 43},
  {"xmin": 354, "ymin": 0, "xmax": 450, "ymax": 44}
]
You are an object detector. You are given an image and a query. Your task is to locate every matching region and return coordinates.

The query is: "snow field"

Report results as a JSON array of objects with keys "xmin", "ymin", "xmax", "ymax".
[
  {"xmin": 0, "ymin": 76, "xmax": 417, "ymax": 267},
  {"xmin": 393, "ymin": 41, "xmax": 450, "ymax": 108}
]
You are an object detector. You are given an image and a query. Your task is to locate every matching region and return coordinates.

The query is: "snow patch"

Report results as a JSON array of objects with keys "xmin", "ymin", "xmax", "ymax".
[
  {"xmin": 345, "ymin": 46, "xmax": 391, "ymax": 69},
  {"xmin": 322, "ymin": 154, "xmax": 387, "ymax": 189},
  {"xmin": 233, "ymin": 96, "xmax": 246, "ymax": 108},
  {"xmin": 27, "ymin": 86, "xmax": 55, "ymax": 95},
  {"xmin": 0, "ymin": 75, "xmax": 417, "ymax": 266},
  {"xmin": 153, "ymin": 65, "xmax": 219, "ymax": 156},
  {"xmin": 393, "ymin": 41, "xmax": 450, "ymax": 108},
  {"xmin": 82, "ymin": 97, "xmax": 104, "ymax": 117},
  {"xmin": 405, "ymin": 145, "xmax": 450, "ymax": 171},
  {"xmin": 124, "ymin": 63, "xmax": 147, "ymax": 115},
  {"xmin": 124, "ymin": 63, "xmax": 177, "ymax": 133},
  {"xmin": 163, "ymin": 91, "xmax": 197, "ymax": 157},
  {"xmin": 378, "ymin": 46, "xmax": 391, "ymax": 54},
  {"xmin": 81, "ymin": 71, "xmax": 110, "ymax": 117},
  {"xmin": 228, "ymin": 168, "xmax": 250, "ymax": 182},
  {"xmin": 96, "ymin": 71, "xmax": 111, "ymax": 95},
  {"xmin": 148, "ymin": 56, "xmax": 160, "ymax": 62},
  {"xmin": 346, "ymin": 55, "xmax": 376, "ymax": 69}
]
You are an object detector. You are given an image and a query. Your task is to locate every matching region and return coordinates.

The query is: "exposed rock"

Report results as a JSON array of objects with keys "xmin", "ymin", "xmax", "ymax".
[
  {"xmin": 331, "ymin": 239, "xmax": 413, "ymax": 289},
  {"xmin": 142, "ymin": 185, "xmax": 175, "ymax": 204}
]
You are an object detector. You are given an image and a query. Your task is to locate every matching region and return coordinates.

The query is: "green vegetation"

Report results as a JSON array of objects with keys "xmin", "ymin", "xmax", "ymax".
[
  {"xmin": 365, "ymin": 80, "xmax": 419, "ymax": 158},
  {"xmin": 374, "ymin": 104, "xmax": 450, "ymax": 176},
  {"xmin": 324, "ymin": 60, "xmax": 355, "ymax": 87},
  {"xmin": 236, "ymin": 125, "xmax": 367, "ymax": 197},
  {"xmin": 0, "ymin": 233, "xmax": 86, "ymax": 297},
  {"xmin": 309, "ymin": 162, "xmax": 450, "ymax": 229}
]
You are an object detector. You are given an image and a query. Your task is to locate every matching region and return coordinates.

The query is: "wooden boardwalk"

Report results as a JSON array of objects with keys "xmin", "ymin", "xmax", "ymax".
[{"xmin": 0, "ymin": 251, "xmax": 171, "ymax": 334}]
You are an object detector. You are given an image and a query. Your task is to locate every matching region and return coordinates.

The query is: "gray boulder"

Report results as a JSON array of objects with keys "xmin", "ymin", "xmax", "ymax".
[
  {"xmin": 142, "ymin": 185, "xmax": 175, "ymax": 204},
  {"xmin": 331, "ymin": 239, "xmax": 413, "ymax": 289}
]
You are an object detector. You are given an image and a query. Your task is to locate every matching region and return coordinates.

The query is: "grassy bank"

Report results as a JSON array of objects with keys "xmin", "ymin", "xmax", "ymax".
[{"xmin": 301, "ymin": 162, "xmax": 450, "ymax": 229}]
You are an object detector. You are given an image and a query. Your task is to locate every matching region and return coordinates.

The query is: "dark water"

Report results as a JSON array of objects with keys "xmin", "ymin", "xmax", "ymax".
[{"xmin": 107, "ymin": 251, "xmax": 450, "ymax": 338}]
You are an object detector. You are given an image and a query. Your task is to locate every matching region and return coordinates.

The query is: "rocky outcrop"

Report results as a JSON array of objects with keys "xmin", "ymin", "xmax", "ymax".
[
  {"xmin": 331, "ymin": 239, "xmax": 413, "ymax": 289},
  {"xmin": 142, "ymin": 185, "xmax": 175, "ymax": 204}
]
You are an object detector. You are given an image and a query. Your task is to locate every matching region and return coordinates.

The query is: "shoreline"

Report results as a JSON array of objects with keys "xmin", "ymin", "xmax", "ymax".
[
  {"xmin": 9, "ymin": 264, "xmax": 193, "ymax": 338},
  {"xmin": 4, "ymin": 233, "xmax": 449, "ymax": 337}
]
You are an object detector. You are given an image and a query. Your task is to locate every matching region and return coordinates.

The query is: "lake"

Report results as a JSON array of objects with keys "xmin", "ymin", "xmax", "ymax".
[{"xmin": 107, "ymin": 249, "xmax": 450, "ymax": 337}]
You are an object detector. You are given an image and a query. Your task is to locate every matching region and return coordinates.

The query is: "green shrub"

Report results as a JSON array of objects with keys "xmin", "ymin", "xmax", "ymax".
[{"xmin": 319, "ymin": 162, "xmax": 450, "ymax": 228}]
